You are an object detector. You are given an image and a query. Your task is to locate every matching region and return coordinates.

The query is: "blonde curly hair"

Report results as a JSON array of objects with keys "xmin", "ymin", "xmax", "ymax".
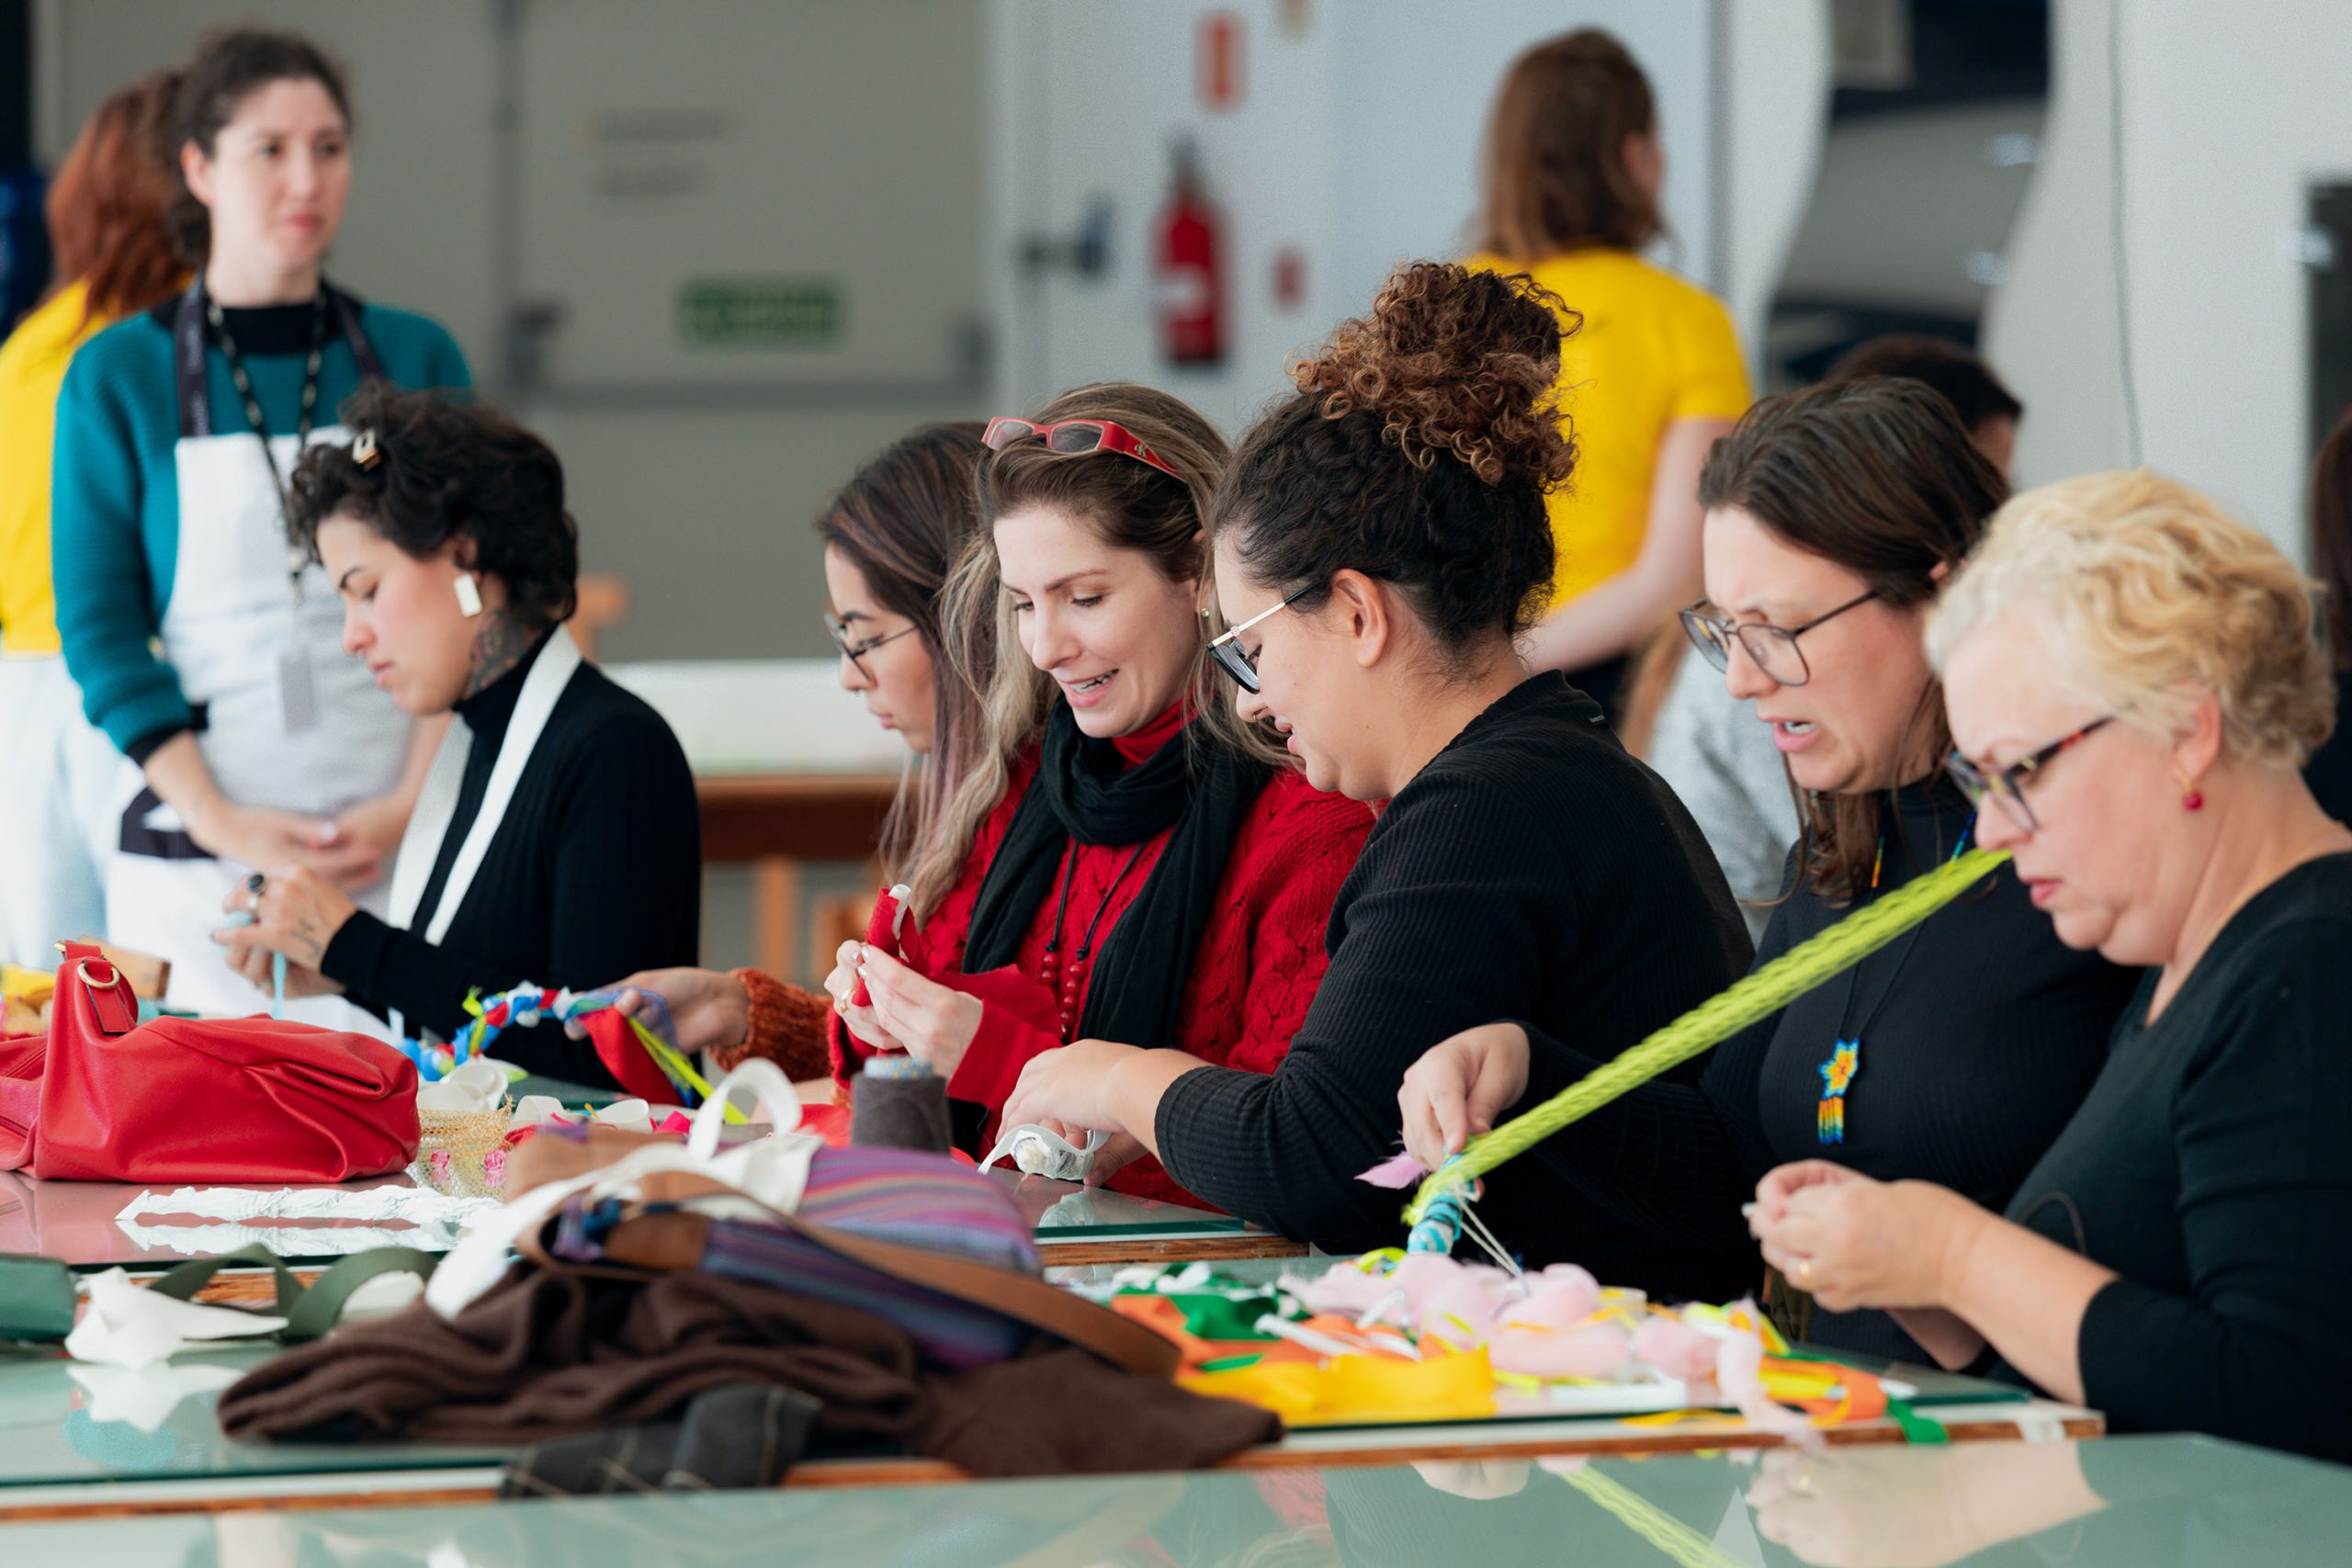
[{"xmin": 1926, "ymin": 470, "xmax": 2335, "ymax": 771}]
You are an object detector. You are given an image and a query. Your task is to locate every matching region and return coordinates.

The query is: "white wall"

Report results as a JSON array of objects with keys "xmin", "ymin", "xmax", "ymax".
[
  {"xmin": 1988, "ymin": 0, "xmax": 2352, "ymax": 551},
  {"xmin": 35, "ymin": 0, "xmax": 991, "ymax": 661},
  {"xmin": 1721, "ymin": 0, "xmax": 1830, "ymax": 379}
]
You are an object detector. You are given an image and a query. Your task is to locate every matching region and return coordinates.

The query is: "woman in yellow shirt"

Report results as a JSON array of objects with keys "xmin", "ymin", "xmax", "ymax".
[
  {"xmin": 0, "ymin": 69, "xmax": 183, "ymax": 967},
  {"xmin": 1468, "ymin": 30, "xmax": 1750, "ymax": 718}
]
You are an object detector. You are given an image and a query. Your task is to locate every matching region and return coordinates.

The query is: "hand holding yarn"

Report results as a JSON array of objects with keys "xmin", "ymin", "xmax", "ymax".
[
  {"xmin": 1396, "ymin": 1021, "xmax": 1532, "ymax": 1172},
  {"xmin": 212, "ymin": 864, "xmax": 356, "ymax": 970},
  {"xmin": 1750, "ymin": 1168, "xmax": 1990, "ymax": 1313},
  {"xmin": 568, "ymin": 965, "xmax": 749, "ymax": 1055},
  {"xmin": 839, "ymin": 944, "xmax": 980, "ymax": 1076}
]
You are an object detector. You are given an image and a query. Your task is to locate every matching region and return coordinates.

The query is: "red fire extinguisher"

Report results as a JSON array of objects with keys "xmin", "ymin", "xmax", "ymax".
[{"xmin": 1155, "ymin": 139, "xmax": 1226, "ymax": 367}]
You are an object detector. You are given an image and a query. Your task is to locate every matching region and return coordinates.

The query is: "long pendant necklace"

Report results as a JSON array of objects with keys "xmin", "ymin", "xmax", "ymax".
[
  {"xmin": 1815, "ymin": 807, "xmax": 1977, "ymax": 1145},
  {"xmin": 1037, "ymin": 840, "xmax": 1152, "ymax": 1042}
]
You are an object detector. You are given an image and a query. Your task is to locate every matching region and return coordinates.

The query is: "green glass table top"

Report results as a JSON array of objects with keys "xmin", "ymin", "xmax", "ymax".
[{"xmin": 1, "ymin": 1435, "xmax": 2347, "ymax": 1564}]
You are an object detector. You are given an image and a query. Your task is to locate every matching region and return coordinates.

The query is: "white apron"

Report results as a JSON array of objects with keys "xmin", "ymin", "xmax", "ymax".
[
  {"xmin": 104, "ymin": 285, "xmax": 406, "ymax": 1031},
  {"xmin": 387, "ymin": 625, "xmax": 586, "ymax": 1043}
]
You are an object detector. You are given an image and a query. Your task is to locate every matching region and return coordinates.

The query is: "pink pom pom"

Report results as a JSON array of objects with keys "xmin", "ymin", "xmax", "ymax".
[
  {"xmin": 1355, "ymin": 1151, "xmax": 1430, "ymax": 1189},
  {"xmin": 1491, "ymin": 1320, "xmax": 1632, "ymax": 1380},
  {"xmin": 1632, "ymin": 1317, "xmax": 1720, "ymax": 1382}
]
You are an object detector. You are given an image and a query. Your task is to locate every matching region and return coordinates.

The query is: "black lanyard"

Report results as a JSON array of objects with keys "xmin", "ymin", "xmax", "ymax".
[
  {"xmin": 207, "ymin": 290, "xmax": 328, "ymax": 505},
  {"xmin": 171, "ymin": 279, "xmax": 386, "ymax": 605}
]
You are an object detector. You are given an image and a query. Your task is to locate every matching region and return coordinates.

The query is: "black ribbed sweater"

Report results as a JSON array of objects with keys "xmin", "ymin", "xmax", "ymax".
[
  {"xmin": 320, "ymin": 631, "xmax": 701, "ymax": 1081},
  {"xmin": 1157, "ymin": 675, "xmax": 1757, "ymax": 1302},
  {"xmin": 1518, "ymin": 777, "xmax": 2139, "ymax": 1358}
]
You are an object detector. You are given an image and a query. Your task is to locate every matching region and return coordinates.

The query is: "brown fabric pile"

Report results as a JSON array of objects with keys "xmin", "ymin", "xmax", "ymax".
[{"xmin": 216, "ymin": 1265, "xmax": 1279, "ymax": 1477}]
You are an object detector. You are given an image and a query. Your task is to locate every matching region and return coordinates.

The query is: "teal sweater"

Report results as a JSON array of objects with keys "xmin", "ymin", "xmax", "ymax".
[{"xmin": 51, "ymin": 290, "xmax": 470, "ymax": 757}]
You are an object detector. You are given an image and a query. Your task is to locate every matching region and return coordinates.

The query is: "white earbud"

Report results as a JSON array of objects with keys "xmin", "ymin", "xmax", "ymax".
[{"xmin": 454, "ymin": 573, "xmax": 484, "ymax": 618}]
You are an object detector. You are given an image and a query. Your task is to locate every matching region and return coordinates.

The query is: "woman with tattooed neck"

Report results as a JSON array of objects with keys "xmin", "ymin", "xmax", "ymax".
[{"xmin": 211, "ymin": 383, "xmax": 700, "ymax": 1083}]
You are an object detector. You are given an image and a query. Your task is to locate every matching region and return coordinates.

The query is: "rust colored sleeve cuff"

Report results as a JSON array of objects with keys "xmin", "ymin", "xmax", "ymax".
[{"xmin": 718, "ymin": 967, "xmax": 832, "ymax": 1083}]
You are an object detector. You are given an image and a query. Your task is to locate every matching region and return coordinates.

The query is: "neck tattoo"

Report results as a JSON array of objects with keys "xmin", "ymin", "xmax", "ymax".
[{"xmin": 463, "ymin": 611, "xmax": 535, "ymax": 699}]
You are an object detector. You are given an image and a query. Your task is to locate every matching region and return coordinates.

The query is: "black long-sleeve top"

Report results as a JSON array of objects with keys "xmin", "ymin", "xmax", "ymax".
[
  {"xmin": 1516, "ymin": 778, "xmax": 2138, "ymax": 1359},
  {"xmin": 1157, "ymin": 675, "xmax": 1758, "ymax": 1302},
  {"xmin": 2003, "ymin": 852, "xmax": 2352, "ymax": 1464},
  {"xmin": 321, "ymin": 630, "xmax": 701, "ymax": 1084}
]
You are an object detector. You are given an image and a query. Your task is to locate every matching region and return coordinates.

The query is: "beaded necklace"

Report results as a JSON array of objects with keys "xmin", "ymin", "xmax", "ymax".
[
  {"xmin": 1815, "ymin": 806, "xmax": 1977, "ymax": 1145},
  {"xmin": 1037, "ymin": 840, "xmax": 1152, "ymax": 1042}
]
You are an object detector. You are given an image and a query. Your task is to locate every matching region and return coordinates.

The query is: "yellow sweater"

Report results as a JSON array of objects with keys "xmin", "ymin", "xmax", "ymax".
[
  {"xmin": 0, "ymin": 282, "xmax": 119, "ymax": 655},
  {"xmin": 1466, "ymin": 249, "xmax": 1750, "ymax": 606}
]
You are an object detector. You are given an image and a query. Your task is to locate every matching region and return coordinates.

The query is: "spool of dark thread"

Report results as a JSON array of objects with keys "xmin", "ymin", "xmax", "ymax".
[{"xmin": 850, "ymin": 1055, "xmax": 953, "ymax": 1153}]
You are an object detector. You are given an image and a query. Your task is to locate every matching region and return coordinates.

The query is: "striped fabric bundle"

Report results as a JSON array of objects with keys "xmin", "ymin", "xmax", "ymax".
[{"xmin": 694, "ymin": 1145, "xmax": 1041, "ymax": 1369}]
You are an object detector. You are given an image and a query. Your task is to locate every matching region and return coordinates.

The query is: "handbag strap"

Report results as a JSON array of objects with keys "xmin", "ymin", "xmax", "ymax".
[{"xmin": 145, "ymin": 1244, "xmax": 442, "ymax": 1341}]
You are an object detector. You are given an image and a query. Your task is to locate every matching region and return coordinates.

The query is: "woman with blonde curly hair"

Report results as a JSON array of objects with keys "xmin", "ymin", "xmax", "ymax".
[
  {"xmin": 1747, "ymin": 471, "xmax": 2352, "ymax": 1462},
  {"xmin": 997, "ymin": 263, "xmax": 1752, "ymax": 1296}
]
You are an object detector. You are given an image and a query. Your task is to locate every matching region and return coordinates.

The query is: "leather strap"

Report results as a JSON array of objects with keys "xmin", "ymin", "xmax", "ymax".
[
  {"xmin": 59, "ymin": 942, "xmax": 136, "ymax": 1037},
  {"xmin": 146, "ymin": 1243, "xmax": 441, "ymax": 1341},
  {"xmin": 517, "ymin": 1197, "xmax": 1178, "ymax": 1378}
]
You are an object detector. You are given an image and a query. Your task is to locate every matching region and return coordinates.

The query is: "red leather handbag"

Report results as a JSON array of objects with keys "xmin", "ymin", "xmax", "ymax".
[{"xmin": 0, "ymin": 942, "xmax": 421, "ymax": 1182}]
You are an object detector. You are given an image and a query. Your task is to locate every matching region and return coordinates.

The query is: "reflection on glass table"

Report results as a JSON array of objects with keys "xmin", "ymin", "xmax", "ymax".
[{"xmin": 3, "ymin": 1436, "xmax": 2349, "ymax": 1565}]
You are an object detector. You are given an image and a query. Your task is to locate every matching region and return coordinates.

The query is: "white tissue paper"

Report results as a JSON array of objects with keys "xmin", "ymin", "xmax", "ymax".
[{"xmin": 64, "ymin": 1269, "xmax": 287, "ymax": 1370}]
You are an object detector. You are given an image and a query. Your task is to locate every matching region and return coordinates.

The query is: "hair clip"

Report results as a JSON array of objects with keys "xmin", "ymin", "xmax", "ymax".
[{"xmin": 352, "ymin": 429, "xmax": 381, "ymax": 469}]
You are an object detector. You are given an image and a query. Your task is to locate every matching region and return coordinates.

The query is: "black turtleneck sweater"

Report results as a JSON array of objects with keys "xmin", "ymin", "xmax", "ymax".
[
  {"xmin": 1518, "ymin": 777, "xmax": 2140, "ymax": 1357},
  {"xmin": 320, "ymin": 630, "xmax": 701, "ymax": 1082},
  {"xmin": 1157, "ymin": 675, "xmax": 1758, "ymax": 1302}
]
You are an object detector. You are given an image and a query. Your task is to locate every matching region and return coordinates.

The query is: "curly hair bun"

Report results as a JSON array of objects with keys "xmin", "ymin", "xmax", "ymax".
[{"xmin": 1295, "ymin": 261, "xmax": 1577, "ymax": 490}]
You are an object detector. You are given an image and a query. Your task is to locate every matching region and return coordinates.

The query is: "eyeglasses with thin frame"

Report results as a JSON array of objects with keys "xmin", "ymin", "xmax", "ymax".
[
  {"xmin": 823, "ymin": 611, "xmax": 918, "ymax": 679},
  {"xmin": 1206, "ymin": 590, "xmax": 1310, "ymax": 694},
  {"xmin": 980, "ymin": 416, "xmax": 1188, "ymax": 485},
  {"xmin": 1679, "ymin": 590, "xmax": 1879, "ymax": 686},
  {"xmin": 1944, "ymin": 716, "xmax": 2113, "ymax": 833}
]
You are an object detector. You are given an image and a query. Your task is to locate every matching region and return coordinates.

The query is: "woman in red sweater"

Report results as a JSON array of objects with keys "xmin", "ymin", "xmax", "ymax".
[{"xmin": 609, "ymin": 383, "xmax": 1373, "ymax": 1205}]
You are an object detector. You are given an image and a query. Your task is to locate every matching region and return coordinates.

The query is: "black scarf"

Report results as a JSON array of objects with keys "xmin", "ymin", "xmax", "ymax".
[{"xmin": 963, "ymin": 704, "xmax": 1272, "ymax": 1052}]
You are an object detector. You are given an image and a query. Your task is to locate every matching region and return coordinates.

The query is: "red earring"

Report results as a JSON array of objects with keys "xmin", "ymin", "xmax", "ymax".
[{"xmin": 2175, "ymin": 770, "xmax": 2205, "ymax": 811}]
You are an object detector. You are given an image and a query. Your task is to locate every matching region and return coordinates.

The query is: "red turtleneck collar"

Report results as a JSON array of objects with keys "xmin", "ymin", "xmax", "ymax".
[{"xmin": 1111, "ymin": 700, "xmax": 1190, "ymax": 767}]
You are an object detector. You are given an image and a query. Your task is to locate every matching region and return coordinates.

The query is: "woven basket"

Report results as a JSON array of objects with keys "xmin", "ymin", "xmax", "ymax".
[{"xmin": 411, "ymin": 1100, "xmax": 514, "ymax": 1197}]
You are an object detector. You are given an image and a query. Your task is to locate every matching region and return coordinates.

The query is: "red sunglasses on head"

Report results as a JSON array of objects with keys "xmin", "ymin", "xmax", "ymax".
[{"xmin": 981, "ymin": 416, "xmax": 1187, "ymax": 485}]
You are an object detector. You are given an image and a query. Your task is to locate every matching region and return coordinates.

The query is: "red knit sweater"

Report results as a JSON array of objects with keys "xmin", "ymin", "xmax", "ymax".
[{"xmin": 829, "ymin": 713, "xmax": 1374, "ymax": 1206}]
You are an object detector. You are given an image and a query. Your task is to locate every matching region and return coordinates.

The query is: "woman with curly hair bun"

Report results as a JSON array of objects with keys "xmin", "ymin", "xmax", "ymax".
[
  {"xmin": 211, "ymin": 383, "xmax": 700, "ymax": 1084},
  {"xmin": 997, "ymin": 263, "xmax": 1754, "ymax": 1296}
]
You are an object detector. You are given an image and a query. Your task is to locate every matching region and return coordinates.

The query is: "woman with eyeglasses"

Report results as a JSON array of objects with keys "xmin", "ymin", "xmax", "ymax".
[
  {"xmin": 1392, "ymin": 378, "xmax": 2136, "ymax": 1348},
  {"xmin": 1747, "ymin": 472, "xmax": 2352, "ymax": 1462},
  {"xmin": 991, "ymin": 265, "xmax": 1754, "ymax": 1295},
  {"xmin": 602, "ymin": 384, "xmax": 1374, "ymax": 1205},
  {"xmin": 589, "ymin": 423, "xmax": 996, "ymax": 1083}
]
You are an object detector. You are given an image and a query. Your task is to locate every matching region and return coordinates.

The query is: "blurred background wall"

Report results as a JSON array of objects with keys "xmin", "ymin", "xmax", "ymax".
[{"xmin": 16, "ymin": 0, "xmax": 2352, "ymax": 966}]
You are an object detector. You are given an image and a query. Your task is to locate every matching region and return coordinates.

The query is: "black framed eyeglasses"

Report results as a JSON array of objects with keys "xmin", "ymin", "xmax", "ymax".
[
  {"xmin": 1679, "ymin": 590, "xmax": 1878, "ymax": 687},
  {"xmin": 1205, "ymin": 590, "xmax": 1310, "ymax": 694},
  {"xmin": 823, "ymin": 612, "xmax": 918, "ymax": 678},
  {"xmin": 1944, "ymin": 716, "xmax": 2113, "ymax": 833}
]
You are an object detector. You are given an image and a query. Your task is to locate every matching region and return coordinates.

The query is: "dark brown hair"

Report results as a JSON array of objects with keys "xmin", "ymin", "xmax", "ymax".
[
  {"xmin": 817, "ymin": 422, "xmax": 989, "ymax": 911},
  {"xmin": 1826, "ymin": 334, "xmax": 2025, "ymax": 434},
  {"xmin": 1216, "ymin": 261, "xmax": 1577, "ymax": 662},
  {"xmin": 1697, "ymin": 378, "xmax": 2009, "ymax": 904},
  {"xmin": 2314, "ymin": 412, "xmax": 2352, "ymax": 671},
  {"xmin": 287, "ymin": 383, "xmax": 578, "ymax": 627},
  {"xmin": 170, "ymin": 28, "xmax": 352, "ymax": 266},
  {"xmin": 46, "ymin": 69, "xmax": 184, "ymax": 328},
  {"xmin": 1477, "ymin": 29, "xmax": 1661, "ymax": 259}
]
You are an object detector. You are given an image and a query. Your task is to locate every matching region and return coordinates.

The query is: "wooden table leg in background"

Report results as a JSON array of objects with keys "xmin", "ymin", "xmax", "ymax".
[{"xmin": 752, "ymin": 856, "xmax": 801, "ymax": 984}]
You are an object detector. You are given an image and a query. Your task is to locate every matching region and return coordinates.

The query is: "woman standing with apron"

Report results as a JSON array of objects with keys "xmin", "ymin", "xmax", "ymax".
[{"xmin": 51, "ymin": 28, "xmax": 469, "ymax": 1025}]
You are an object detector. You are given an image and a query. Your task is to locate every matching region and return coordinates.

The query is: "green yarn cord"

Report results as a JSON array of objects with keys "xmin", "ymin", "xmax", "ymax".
[{"xmin": 1403, "ymin": 846, "xmax": 2011, "ymax": 1225}]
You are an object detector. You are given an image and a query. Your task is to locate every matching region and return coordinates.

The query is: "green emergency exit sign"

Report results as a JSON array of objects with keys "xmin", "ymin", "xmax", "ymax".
[{"xmin": 677, "ymin": 278, "xmax": 842, "ymax": 347}]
